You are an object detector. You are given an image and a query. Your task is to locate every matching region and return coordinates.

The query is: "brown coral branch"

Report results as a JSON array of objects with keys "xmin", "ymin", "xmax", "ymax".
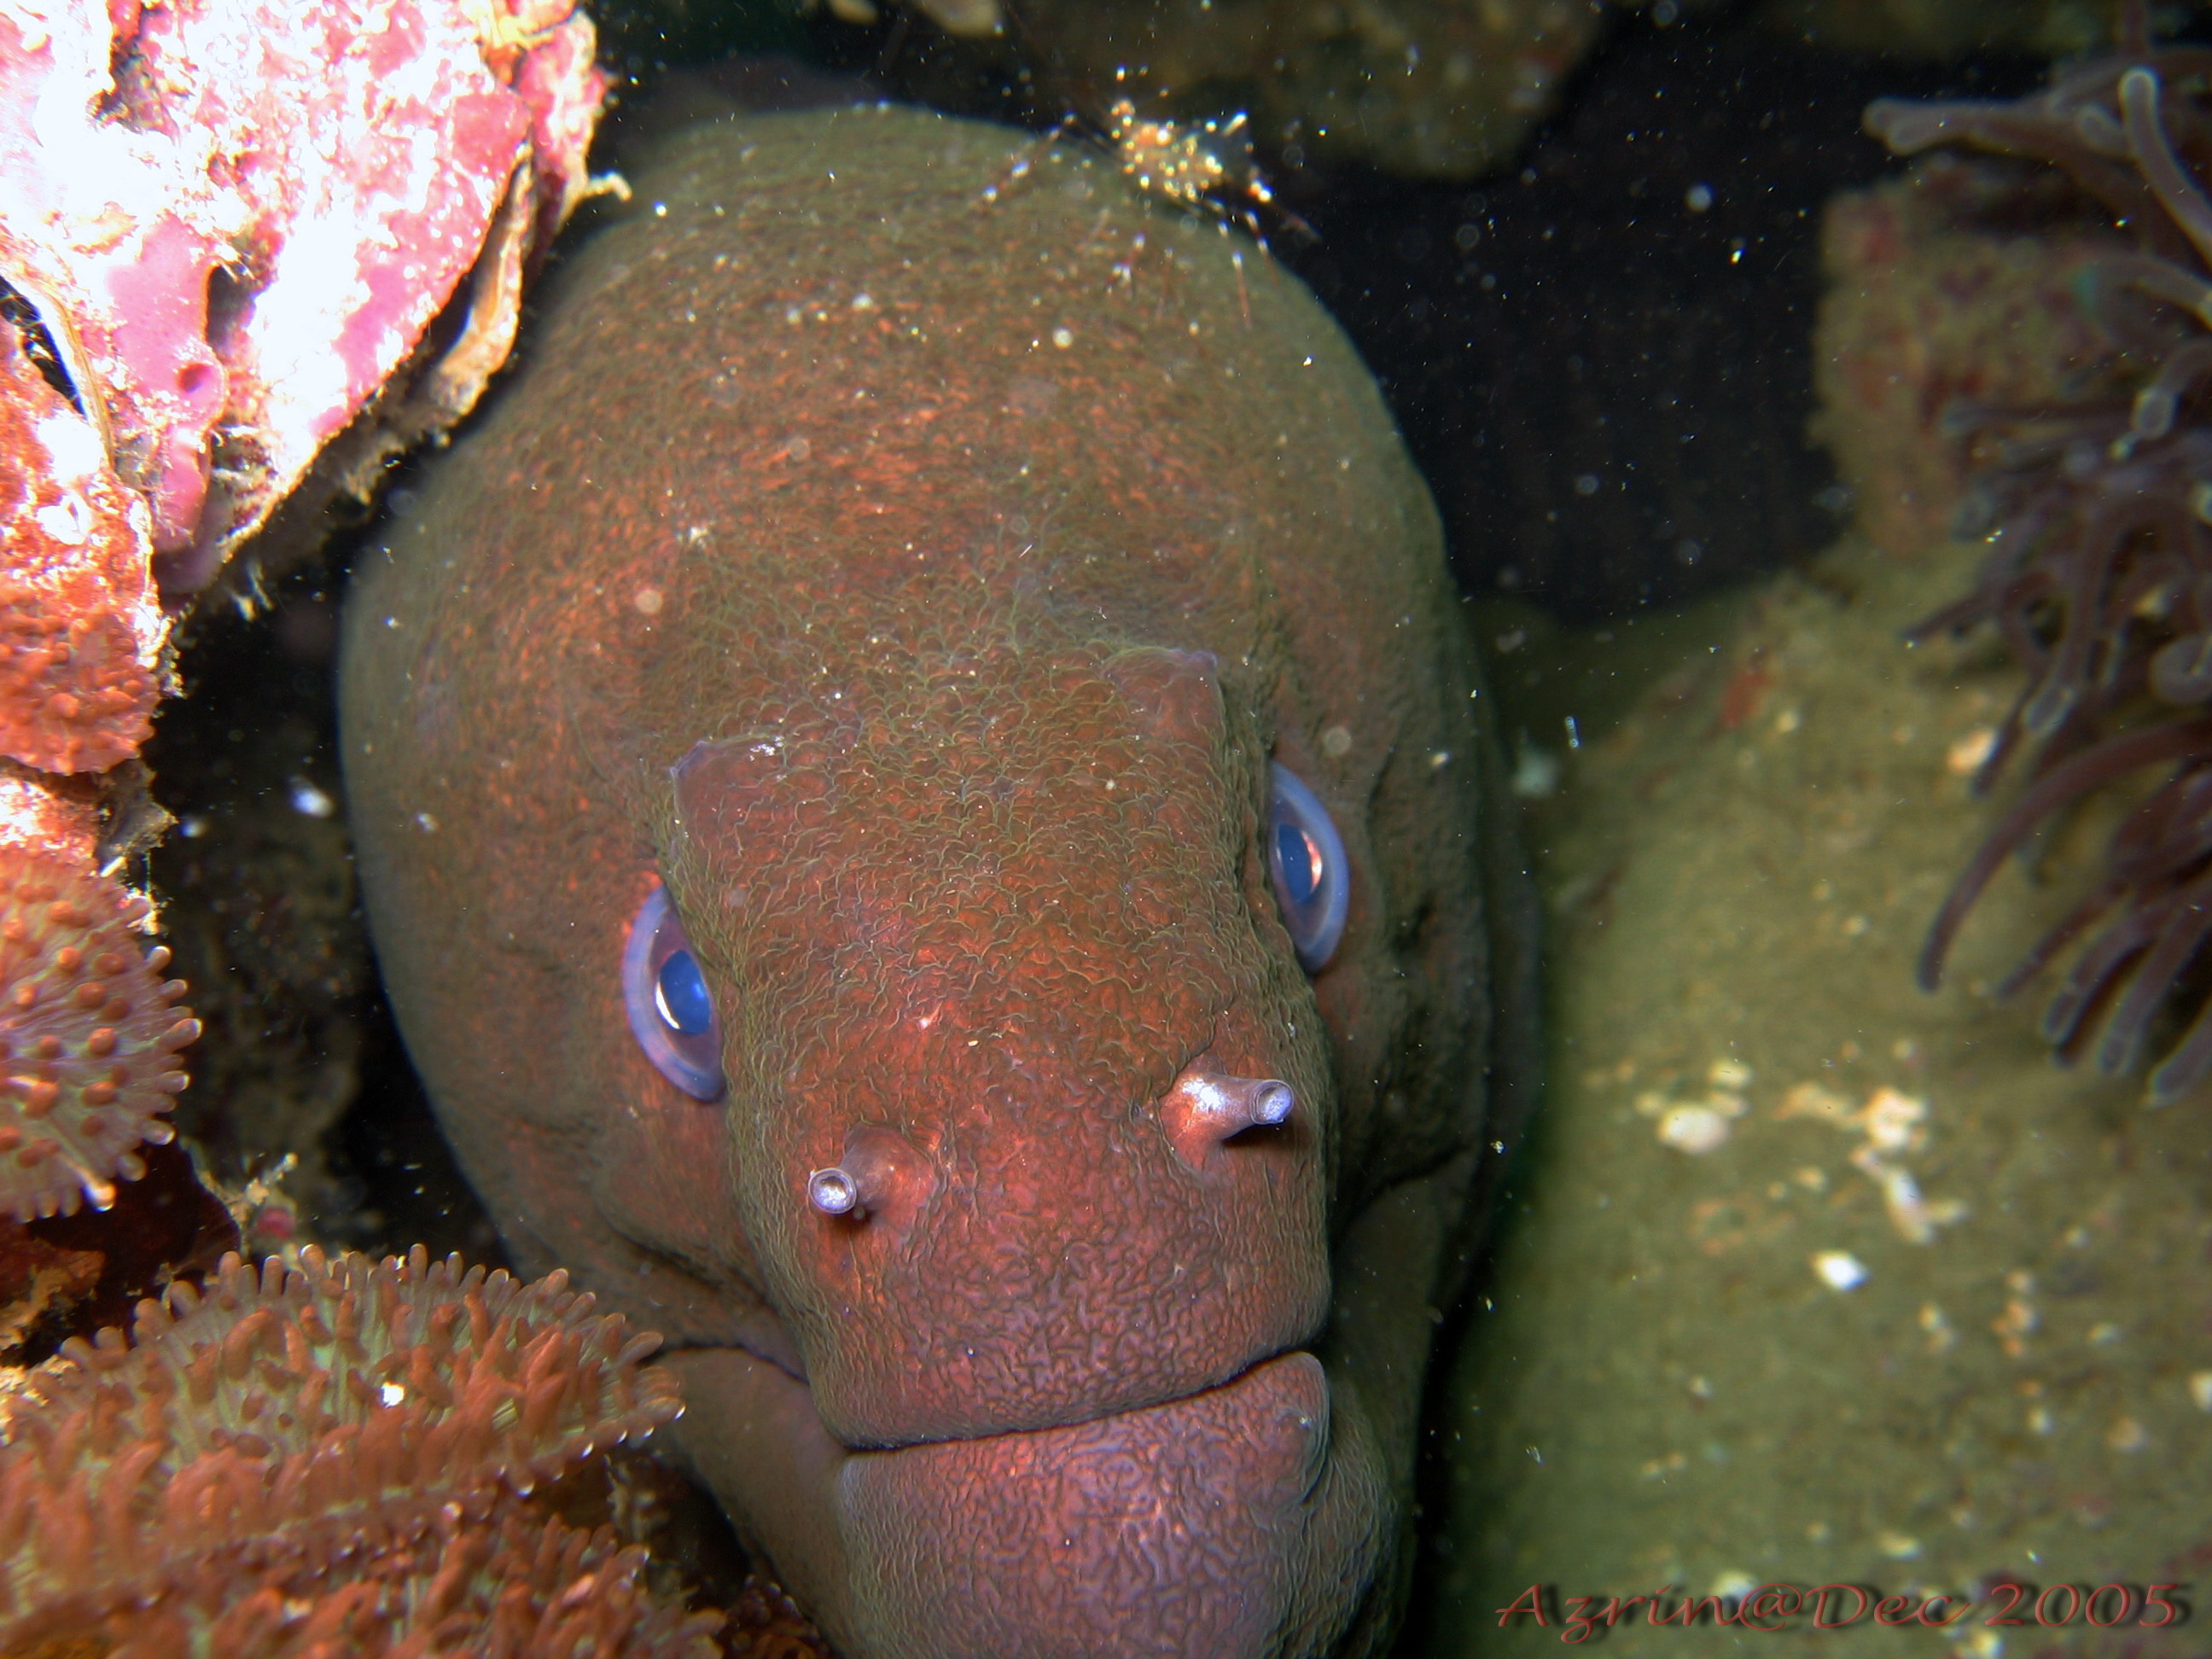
[
  {"xmin": 0, "ymin": 1245, "xmax": 688, "ymax": 1648},
  {"xmin": 3, "ymin": 1496, "xmax": 719, "ymax": 1659}
]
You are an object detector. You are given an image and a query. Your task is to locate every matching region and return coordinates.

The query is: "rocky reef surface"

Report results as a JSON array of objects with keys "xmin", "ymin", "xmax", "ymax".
[
  {"xmin": 1425, "ymin": 43, "xmax": 2212, "ymax": 1652},
  {"xmin": 1433, "ymin": 525, "xmax": 2212, "ymax": 1653},
  {"xmin": 0, "ymin": 0, "xmax": 611, "ymax": 1235}
]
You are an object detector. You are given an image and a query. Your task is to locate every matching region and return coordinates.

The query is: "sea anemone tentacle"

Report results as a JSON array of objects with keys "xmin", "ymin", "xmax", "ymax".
[{"xmin": 1874, "ymin": 1, "xmax": 2212, "ymax": 1094}]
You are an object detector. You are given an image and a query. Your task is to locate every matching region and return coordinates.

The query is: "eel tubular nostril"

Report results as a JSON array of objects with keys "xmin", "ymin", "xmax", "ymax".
[
  {"xmin": 806, "ymin": 1124, "xmax": 935, "ymax": 1228},
  {"xmin": 807, "ymin": 1166, "xmax": 863, "ymax": 1215},
  {"xmin": 1161, "ymin": 1068, "xmax": 1296, "ymax": 1168}
]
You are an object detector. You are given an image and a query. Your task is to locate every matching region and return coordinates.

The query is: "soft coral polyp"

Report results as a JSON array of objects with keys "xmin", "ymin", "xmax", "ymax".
[
  {"xmin": 0, "ymin": 846, "xmax": 196, "ymax": 1220},
  {"xmin": 0, "ymin": 320, "xmax": 161, "ymax": 777}
]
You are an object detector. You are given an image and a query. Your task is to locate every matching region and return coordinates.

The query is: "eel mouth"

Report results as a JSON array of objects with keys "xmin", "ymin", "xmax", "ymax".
[{"xmin": 829, "ymin": 1349, "xmax": 1381, "ymax": 1659}]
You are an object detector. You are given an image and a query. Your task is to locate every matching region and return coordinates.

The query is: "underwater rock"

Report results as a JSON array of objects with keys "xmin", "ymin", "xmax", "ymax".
[
  {"xmin": 1758, "ymin": 0, "xmax": 2122, "ymax": 60},
  {"xmin": 823, "ymin": 0, "xmax": 1603, "ymax": 180},
  {"xmin": 999, "ymin": 0, "xmax": 1602, "ymax": 179},
  {"xmin": 0, "ymin": 0, "xmax": 610, "ymax": 588},
  {"xmin": 0, "ymin": 1244, "xmax": 711, "ymax": 1656},
  {"xmin": 1431, "ymin": 525, "xmax": 2212, "ymax": 1654},
  {"xmin": 809, "ymin": 0, "xmax": 1002, "ymax": 35},
  {"xmin": 1815, "ymin": 160, "xmax": 2114, "ymax": 564},
  {"xmin": 148, "ymin": 591, "xmax": 375, "ymax": 1238},
  {"xmin": 1426, "ymin": 73, "xmax": 2212, "ymax": 1632},
  {"xmin": 342, "ymin": 102, "xmax": 1536, "ymax": 1658}
]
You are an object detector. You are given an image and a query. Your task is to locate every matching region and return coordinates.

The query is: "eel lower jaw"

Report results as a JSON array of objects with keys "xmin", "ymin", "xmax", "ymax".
[{"xmin": 661, "ymin": 1344, "xmax": 1386, "ymax": 1659}]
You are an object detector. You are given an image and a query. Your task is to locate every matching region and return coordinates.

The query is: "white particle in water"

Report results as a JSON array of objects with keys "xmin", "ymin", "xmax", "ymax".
[{"xmin": 288, "ymin": 779, "xmax": 335, "ymax": 819}]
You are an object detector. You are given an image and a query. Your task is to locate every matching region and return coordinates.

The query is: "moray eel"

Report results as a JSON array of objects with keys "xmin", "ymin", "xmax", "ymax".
[{"xmin": 341, "ymin": 105, "xmax": 1538, "ymax": 1658}]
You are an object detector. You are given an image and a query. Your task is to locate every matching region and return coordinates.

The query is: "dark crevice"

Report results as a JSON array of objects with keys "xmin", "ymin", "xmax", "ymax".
[{"xmin": 0, "ymin": 278, "xmax": 82, "ymax": 413}]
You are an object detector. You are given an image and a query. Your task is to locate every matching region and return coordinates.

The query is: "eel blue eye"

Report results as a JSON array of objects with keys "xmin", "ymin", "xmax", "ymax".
[
  {"xmin": 655, "ymin": 950, "xmax": 713, "ymax": 1036},
  {"xmin": 1266, "ymin": 763, "xmax": 1349, "ymax": 973},
  {"xmin": 622, "ymin": 884, "xmax": 725, "ymax": 1100},
  {"xmin": 1274, "ymin": 820, "xmax": 1319, "ymax": 905}
]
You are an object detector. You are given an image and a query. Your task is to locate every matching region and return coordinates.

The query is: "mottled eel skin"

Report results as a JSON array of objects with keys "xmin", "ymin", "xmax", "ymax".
[{"xmin": 341, "ymin": 105, "xmax": 1538, "ymax": 1658}]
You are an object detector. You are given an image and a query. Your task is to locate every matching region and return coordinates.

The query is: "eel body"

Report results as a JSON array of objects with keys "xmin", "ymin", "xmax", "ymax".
[{"xmin": 341, "ymin": 104, "xmax": 1536, "ymax": 1658}]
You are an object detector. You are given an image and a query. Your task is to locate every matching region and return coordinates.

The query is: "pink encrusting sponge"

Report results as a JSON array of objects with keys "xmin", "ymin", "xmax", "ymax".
[{"xmin": 0, "ymin": 846, "xmax": 197, "ymax": 1219}]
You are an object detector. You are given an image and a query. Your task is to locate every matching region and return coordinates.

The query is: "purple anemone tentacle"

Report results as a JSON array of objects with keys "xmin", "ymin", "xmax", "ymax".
[
  {"xmin": 2038, "ymin": 894, "xmax": 2165, "ymax": 1055},
  {"xmin": 1994, "ymin": 879, "xmax": 2128, "ymax": 1000},
  {"xmin": 1918, "ymin": 719, "xmax": 2212, "ymax": 992},
  {"xmin": 2122, "ymin": 69, "xmax": 2212, "ymax": 272},
  {"xmin": 2093, "ymin": 870, "xmax": 2212, "ymax": 1074},
  {"xmin": 2150, "ymin": 986, "xmax": 2212, "ymax": 1097},
  {"xmin": 1882, "ymin": 3, "xmax": 2212, "ymax": 1091}
]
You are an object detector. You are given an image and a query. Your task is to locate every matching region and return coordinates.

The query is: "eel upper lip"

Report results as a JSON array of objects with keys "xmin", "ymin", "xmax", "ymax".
[{"xmin": 815, "ymin": 1343, "xmax": 1324, "ymax": 1458}]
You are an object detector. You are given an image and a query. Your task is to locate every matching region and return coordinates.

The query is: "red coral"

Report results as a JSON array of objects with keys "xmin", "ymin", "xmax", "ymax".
[
  {"xmin": 0, "ymin": 1245, "xmax": 713, "ymax": 1657},
  {"xmin": 0, "ymin": 605, "xmax": 156, "ymax": 773},
  {"xmin": 0, "ymin": 0, "xmax": 610, "ymax": 585},
  {"xmin": 0, "ymin": 318, "xmax": 162, "ymax": 775},
  {"xmin": 0, "ymin": 845, "xmax": 197, "ymax": 1220},
  {"xmin": 0, "ymin": 766, "xmax": 102, "ymax": 869}
]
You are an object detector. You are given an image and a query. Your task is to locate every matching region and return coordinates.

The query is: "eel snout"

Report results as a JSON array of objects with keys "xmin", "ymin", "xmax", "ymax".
[
  {"xmin": 662, "ymin": 667, "xmax": 1337, "ymax": 1452},
  {"xmin": 836, "ymin": 1352, "xmax": 1371, "ymax": 1658},
  {"xmin": 668, "ymin": 1343, "xmax": 1387, "ymax": 1659},
  {"xmin": 764, "ymin": 1028, "xmax": 1336, "ymax": 1452}
]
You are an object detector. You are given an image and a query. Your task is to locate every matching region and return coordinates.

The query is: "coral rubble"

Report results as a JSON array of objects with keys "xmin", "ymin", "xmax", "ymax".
[
  {"xmin": 0, "ymin": 1244, "xmax": 716, "ymax": 1656},
  {"xmin": 0, "ymin": 1220, "xmax": 100, "ymax": 1353},
  {"xmin": 1861, "ymin": 2, "xmax": 2212, "ymax": 1098}
]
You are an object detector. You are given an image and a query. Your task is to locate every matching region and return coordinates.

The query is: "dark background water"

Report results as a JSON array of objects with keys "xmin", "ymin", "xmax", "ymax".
[{"xmin": 585, "ymin": 0, "xmax": 2046, "ymax": 617}]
